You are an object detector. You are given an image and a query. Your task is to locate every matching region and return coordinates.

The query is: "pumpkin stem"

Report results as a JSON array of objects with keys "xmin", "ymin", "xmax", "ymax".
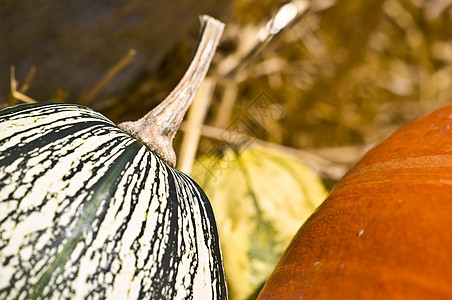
[{"xmin": 118, "ymin": 15, "xmax": 224, "ymax": 166}]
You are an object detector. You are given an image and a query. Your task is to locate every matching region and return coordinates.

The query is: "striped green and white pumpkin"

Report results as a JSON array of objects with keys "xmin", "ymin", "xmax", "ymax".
[
  {"xmin": 0, "ymin": 103, "xmax": 226, "ymax": 299},
  {"xmin": 0, "ymin": 15, "xmax": 226, "ymax": 300}
]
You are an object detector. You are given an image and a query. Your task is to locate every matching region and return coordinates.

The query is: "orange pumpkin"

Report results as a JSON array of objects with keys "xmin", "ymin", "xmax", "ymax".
[{"xmin": 258, "ymin": 104, "xmax": 452, "ymax": 299}]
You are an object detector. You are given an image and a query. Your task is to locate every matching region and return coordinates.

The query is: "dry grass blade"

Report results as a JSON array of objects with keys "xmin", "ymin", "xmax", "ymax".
[
  {"xmin": 9, "ymin": 66, "xmax": 38, "ymax": 106},
  {"xmin": 78, "ymin": 49, "xmax": 137, "ymax": 106}
]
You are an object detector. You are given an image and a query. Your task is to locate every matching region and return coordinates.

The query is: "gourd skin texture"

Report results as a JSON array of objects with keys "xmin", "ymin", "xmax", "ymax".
[
  {"xmin": 0, "ymin": 103, "xmax": 227, "ymax": 299},
  {"xmin": 258, "ymin": 104, "xmax": 452, "ymax": 299}
]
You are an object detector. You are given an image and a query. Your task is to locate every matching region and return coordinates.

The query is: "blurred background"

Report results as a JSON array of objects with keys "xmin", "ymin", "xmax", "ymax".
[
  {"xmin": 4, "ymin": 0, "xmax": 452, "ymax": 187},
  {"xmin": 3, "ymin": 0, "xmax": 452, "ymax": 298}
]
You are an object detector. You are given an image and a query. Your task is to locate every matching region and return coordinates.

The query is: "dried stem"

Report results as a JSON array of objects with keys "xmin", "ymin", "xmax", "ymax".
[{"xmin": 118, "ymin": 15, "xmax": 224, "ymax": 166}]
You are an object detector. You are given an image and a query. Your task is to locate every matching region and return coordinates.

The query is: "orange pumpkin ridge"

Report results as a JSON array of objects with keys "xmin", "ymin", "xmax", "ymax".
[{"xmin": 258, "ymin": 104, "xmax": 452, "ymax": 299}]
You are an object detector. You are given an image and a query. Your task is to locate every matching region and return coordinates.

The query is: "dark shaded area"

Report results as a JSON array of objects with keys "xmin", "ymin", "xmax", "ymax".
[{"xmin": 0, "ymin": 0, "xmax": 231, "ymax": 107}]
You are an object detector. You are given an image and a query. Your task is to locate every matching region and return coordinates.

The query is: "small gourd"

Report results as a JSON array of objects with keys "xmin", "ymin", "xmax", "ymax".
[
  {"xmin": 191, "ymin": 145, "xmax": 327, "ymax": 299},
  {"xmin": 0, "ymin": 16, "xmax": 227, "ymax": 299},
  {"xmin": 258, "ymin": 104, "xmax": 452, "ymax": 299}
]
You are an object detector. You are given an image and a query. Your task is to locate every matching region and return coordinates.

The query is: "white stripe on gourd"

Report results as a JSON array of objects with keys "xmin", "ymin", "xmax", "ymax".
[{"xmin": 0, "ymin": 16, "xmax": 226, "ymax": 299}]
